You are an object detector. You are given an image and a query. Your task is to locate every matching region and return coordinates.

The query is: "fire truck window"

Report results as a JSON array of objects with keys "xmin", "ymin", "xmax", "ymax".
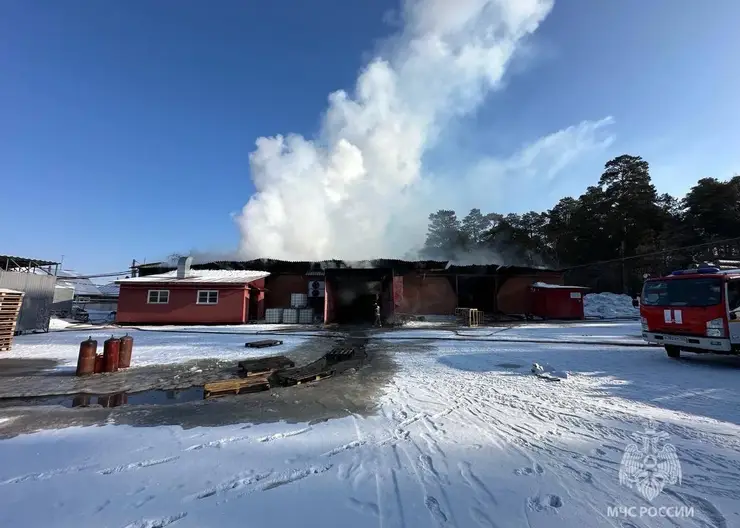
[
  {"xmin": 642, "ymin": 278, "xmax": 722, "ymax": 307},
  {"xmin": 728, "ymin": 282, "xmax": 740, "ymax": 311}
]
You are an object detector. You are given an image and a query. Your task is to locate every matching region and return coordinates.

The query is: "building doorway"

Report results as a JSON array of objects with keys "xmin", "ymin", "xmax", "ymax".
[
  {"xmin": 325, "ymin": 268, "xmax": 392, "ymax": 324},
  {"xmin": 247, "ymin": 288, "xmax": 260, "ymax": 322},
  {"xmin": 456, "ymin": 275, "xmax": 497, "ymax": 312}
]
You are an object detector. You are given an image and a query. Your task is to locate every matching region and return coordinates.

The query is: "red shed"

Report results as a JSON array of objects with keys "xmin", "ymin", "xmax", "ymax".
[
  {"xmin": 529, "ymin": 282, "xmax": 590, "ymax": 320},
  {"xmin": 115, "ymin": 261, "xmax": 269, "ymax": 325}
]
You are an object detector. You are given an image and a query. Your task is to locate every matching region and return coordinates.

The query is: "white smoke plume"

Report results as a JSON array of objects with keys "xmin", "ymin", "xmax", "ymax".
[{"xmin": 237, "ymin": 0, "xmax": 558, "ymax": 260}]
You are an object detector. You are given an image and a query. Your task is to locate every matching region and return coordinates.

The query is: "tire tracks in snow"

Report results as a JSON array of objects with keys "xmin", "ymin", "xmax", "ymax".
[
  {"xmin": 122, "ymin": 512, "xmax": 187, "ymax": 528},
  {"xmin": 0, "ymin": 462, "xmax": 100, "ymax": 485},
  {"xmin": 99, "ymin": 456, "xmax": 180, "ymax": 475}
]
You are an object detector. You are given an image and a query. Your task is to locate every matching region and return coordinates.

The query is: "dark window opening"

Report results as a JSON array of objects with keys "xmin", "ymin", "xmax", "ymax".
[{"xmin": 728, "ymin": 281, "xmax": 740, "ymax": 312}]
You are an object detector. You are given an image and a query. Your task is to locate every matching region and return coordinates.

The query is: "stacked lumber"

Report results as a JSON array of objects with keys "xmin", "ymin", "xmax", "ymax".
[{"xmin": 0, "ymin": 289, "xmax": 24, "ymax": 351}]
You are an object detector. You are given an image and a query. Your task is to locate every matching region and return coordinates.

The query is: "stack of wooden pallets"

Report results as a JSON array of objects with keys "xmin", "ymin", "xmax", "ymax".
[
  {"xmin": 455, "ymin": 307, "xmax": 481, "ymax": 327},
  {"xmin": 0, "ymin": 289, "xmax": 24, "ymax": 351}
]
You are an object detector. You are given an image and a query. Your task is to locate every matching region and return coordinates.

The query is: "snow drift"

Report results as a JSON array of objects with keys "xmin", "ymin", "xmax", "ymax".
[
  {"xmin": 584, "ymin": 292, "xmax": 639, "ymax": 319},
  {"xmin": 236, "ymin": 0, "xmax": 558, "ymax": 260}
]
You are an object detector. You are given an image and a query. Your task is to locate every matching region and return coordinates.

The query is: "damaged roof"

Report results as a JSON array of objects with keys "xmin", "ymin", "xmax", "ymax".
[
  {"xmin": 135, "ymin": 258, "xmax": 560, "ymax": 277},
  {"xmin": 117, "ymin": 269, "xmax": 270, "ymax": 284}
]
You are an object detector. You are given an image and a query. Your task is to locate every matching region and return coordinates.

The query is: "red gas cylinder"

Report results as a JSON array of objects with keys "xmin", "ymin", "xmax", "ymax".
[
  {"xmin": 103, "ymin": 336, "xmax": 120, "ymax": 373},
  {"xmin": 76, "ymin": 337, "xmax": 97, "ymax": 376},
  {"xmin": 118, "ymin": 334, "xmax": 134, "ymax": 369},
  {"xmin": 94, "ymin": 354, "xmax": 104, "ymax": 374}
]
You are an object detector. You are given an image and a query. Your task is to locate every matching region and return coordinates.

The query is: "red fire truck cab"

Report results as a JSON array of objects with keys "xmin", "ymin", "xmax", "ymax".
[{"xmin": 640, "ymin": 267, "xmax": 740, "ymax": 358}]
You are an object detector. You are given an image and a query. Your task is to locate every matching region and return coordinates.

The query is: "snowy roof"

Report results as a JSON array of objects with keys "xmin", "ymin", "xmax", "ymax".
[
  {"xmin": 532, "ymin": 282, "xmax": 590, "ymax": 290},
  {"xmin": 116, "ymin": 270, "xmax": 270, "ymax": 285},
  {"xmin": 98, "ymin": 283, "xmax": 120, "ymax": 297},
  {"xmin": 56, "ymin": 270, "xmax": 103, "ymax": 297}
]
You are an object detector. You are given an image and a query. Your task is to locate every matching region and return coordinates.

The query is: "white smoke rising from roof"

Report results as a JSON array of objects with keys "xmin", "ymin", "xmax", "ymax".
[{"xmin": 237, "ymin": 0, "xmax": 556, "ymax": 260}]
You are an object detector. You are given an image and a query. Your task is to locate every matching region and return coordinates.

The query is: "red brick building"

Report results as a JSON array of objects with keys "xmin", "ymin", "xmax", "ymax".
[{"xmin": 116, "ymin": 264, "xmax": 269, "ymax": 325}]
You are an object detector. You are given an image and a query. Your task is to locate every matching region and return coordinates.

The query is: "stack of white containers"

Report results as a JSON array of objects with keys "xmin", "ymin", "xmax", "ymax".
[
  {"xmin": 265, "ymin": 308, "xmax": 283, "ymax": 324},
  {"xmin": 282, "ymin": 308, "xmax": 298, "ymax": 324},
  {"xmin": 298, "ymin": 309, "xmax": 314, "ymax": 324},
  {"xmin": 290, "ymin": 293, "xmax": 308, "ymax": 308}
]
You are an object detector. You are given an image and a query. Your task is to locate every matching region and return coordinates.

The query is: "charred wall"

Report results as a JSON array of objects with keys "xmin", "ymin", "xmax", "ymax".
[{"xmin": 397, "ymin": 274, "xmax": 457, "ymax": 315}]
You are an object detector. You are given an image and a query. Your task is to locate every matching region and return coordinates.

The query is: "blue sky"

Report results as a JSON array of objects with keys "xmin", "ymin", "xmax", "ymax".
[{"xmin": 2, "ymin": 0, "xmax": 738, "ymax": 273}]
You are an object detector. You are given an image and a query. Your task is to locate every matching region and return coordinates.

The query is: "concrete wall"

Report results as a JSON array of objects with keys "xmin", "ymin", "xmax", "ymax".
[
  {"xmin": 397, "ymin": 274, "xmax": 457, "ymax": 315},
  {"xmin": 116, "ymin": 284, "xmax": 248, "ymax": 324},
  {"xmin": 0, "ymin": 271, "xmax": 55, "ymax": 333},
  {"xmin": 496, "ymin": 272, "xmax": 564, "ymax": 315}
]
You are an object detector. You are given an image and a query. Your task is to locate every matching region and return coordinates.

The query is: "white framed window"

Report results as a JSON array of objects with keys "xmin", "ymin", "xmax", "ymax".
[
  {"xmin": 197, "ymin": 290, "xmax": 219, "ymax": 305},
  {"xmin": 147, "ymin": 290, "xmax": 170, "ymax": 304}
]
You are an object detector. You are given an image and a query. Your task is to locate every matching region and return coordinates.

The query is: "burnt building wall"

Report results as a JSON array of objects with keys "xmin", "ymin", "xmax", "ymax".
[{"xmin": 397, "ymin": 274, "xmax": 457, "ymax": 315}]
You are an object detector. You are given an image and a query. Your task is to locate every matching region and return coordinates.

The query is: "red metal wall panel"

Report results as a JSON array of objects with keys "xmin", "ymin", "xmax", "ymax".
[
  {"xmin": 324, "ymin": 280, "xmax": 335, "ymax": 323},
  {"xmin": 497, "ymin": 273, "xmax": 565, "ymax": 315},
  {"xmin": 116, "ymin": 284, "xmax": 248, "ymax": 324},
  {"xmin": 530, "ymin": 286, "xmax": 585, "ymax": 320}
]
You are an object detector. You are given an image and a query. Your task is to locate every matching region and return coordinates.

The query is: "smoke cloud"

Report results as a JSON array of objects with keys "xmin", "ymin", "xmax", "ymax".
[{"xmin": 237, "ymin": 0, "xmax": 559, "ymax": 261}]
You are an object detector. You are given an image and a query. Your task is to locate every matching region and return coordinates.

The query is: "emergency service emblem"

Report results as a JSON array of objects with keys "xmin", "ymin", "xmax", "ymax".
[{"xmin": 619, "ymin": 423, "xmax": 682, "ymax": 501}]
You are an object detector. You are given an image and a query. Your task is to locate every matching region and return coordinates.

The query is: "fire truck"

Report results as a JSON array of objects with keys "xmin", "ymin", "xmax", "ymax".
[{"xmin": 640, "ymin": 266, "xmax": 740, "ymax": 358}]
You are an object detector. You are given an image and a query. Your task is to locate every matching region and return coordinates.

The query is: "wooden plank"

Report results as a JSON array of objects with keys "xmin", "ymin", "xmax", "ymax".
[
  {"xmin": 237, "ymin": 355, "xmax": 294, "ymax": 375},
  {"xmin": 204, "ymin": 374, "xmax": 271, "ymax": 399},
  {"xmin": 244, "ymin": 339, "xmax": 283, "ymax": 349},
  {"xmin": 295, "ymin": 371, "xmax": 333, "ymax": 385}
]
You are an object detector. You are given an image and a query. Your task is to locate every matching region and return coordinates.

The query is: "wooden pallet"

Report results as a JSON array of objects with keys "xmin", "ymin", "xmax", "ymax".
[
  {"xmin": 204, "ymin": 374, "xmax": 271, "ymax": 398},
  {"xmin": 238, "ymin": 355, "xmax": 294, "ymax": 376},
  {"xmin": 0, "ymin": 292, "xmax": 23, "ymax": 300},
  {"xmin": 244, "ymin": 339, "xmax": 283, "ymax": 349},
  {"xmin": 271, "ymin": 359, "xmax": 335, "ymax": 387},
  {"xmin": 326, "ymin": 347, "xmax": 359, "ymax": 361},
  {"xmin": 331, "ymin": 356, "xmax": 367, "ymax": 375}
]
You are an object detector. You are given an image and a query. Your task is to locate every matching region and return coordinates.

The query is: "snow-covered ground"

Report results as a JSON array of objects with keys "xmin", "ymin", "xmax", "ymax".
[
  {"xmin": 6, "ymin": 329, "xmax": 317, "ymax": 368},
  {"xmin": 378, "ymin": 321, "xmax": 646, "ymax": 345},
  {"xmin": 584, "ymin": 292, "xmax": 640, "ymax": 319},
  {"xmin": 2, "ymin": 323, "xmax": 740, "ymax": 527},
  {"xmin": 9, "ymin": 322, "xmax": 646, "ymax": 371}
]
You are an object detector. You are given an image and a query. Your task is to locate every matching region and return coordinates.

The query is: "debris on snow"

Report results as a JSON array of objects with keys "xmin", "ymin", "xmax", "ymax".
[
  {"xmin": 531, "ymin": 362, "xmax": 569, "ymax": 380},
  {"xmin": 584, "ymin": 292, "xmax": 639, "ymax": 319},
  {"xmin": 48, "ymin": 317, "xmax": 75, "ymax": 330}
]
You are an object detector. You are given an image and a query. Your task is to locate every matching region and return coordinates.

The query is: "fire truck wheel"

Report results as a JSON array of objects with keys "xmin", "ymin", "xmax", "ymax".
[{"xmin": 665, "ymin": 345, "xmax": 681, "ymax": 359}]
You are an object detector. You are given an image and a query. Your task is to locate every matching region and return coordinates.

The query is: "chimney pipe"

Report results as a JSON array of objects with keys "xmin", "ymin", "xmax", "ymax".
[{"xmin": 177, "ymin": 256, "xmax": 193, "ymax": 279}]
